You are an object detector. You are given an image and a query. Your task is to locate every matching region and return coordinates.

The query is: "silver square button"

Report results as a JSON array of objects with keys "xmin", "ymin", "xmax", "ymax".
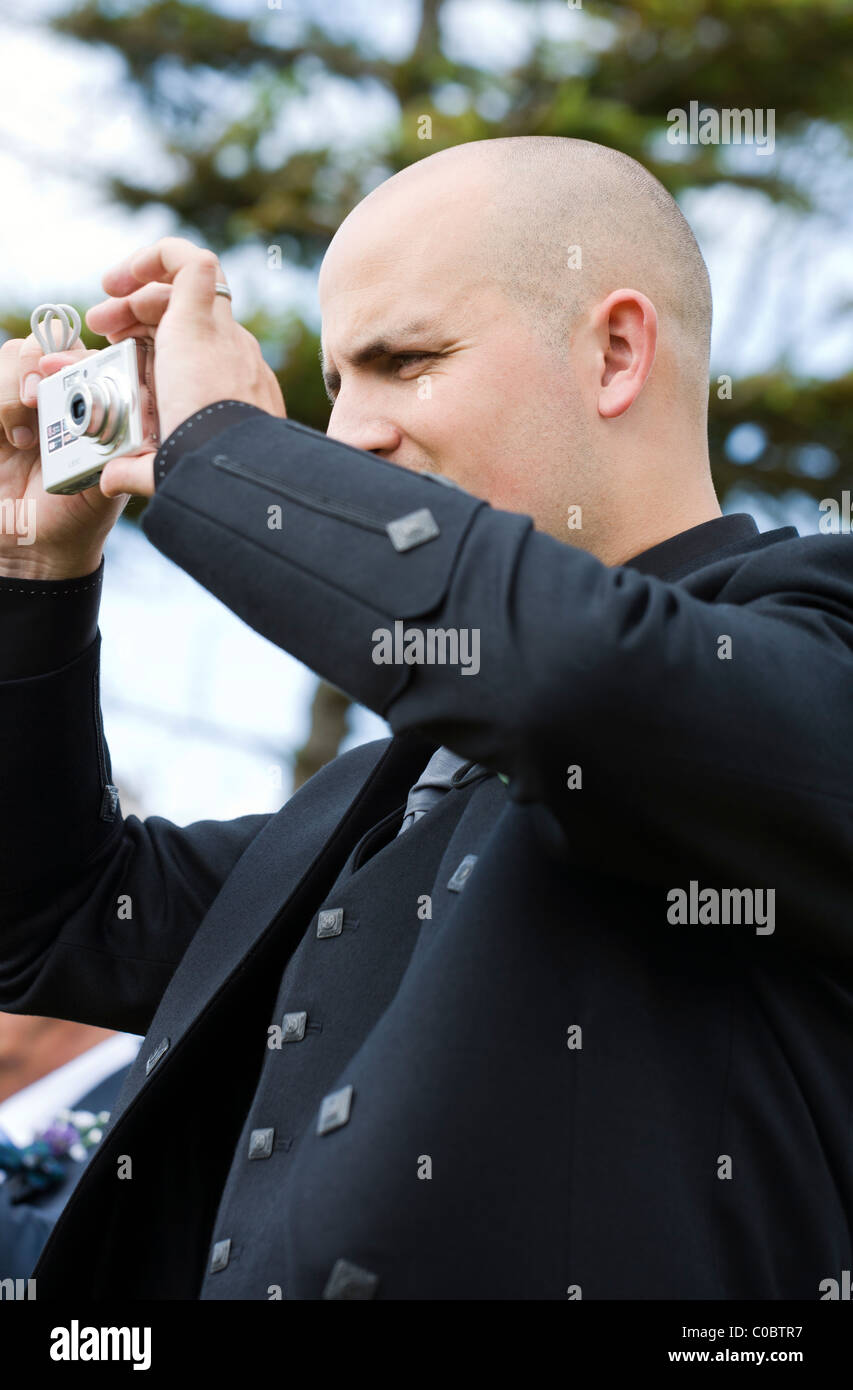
[
  {"xmin": 282, "ymin": 1010, "xmax": 307, "ymax": 1042},
  {"xmin": 386, "ymin": 507, "xmax": 440, "ymax": 552},
  {"xmin": 448, "ymin": 854, "xmax": 477, "ymax": 891},
  {"xmin": 248, "ymin": 1128, "xmax": 274, "ymax": 1160},
  {"xmin": 317, "ymin": 1083, "xmax": 353, "ymax": 1136},
  {"xmin": 317, "ymin": 908, "xmax": 344, "ymax": 938},
  {"xmin": 322, "ymin": 1258, "xmax": 379, "ymax": 1300}
]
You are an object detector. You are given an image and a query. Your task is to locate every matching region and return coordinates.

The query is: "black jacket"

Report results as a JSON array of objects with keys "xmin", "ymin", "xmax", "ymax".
[{"xmin": 0, "ymin": 406, "xmax": 851, "ymax": 1299}]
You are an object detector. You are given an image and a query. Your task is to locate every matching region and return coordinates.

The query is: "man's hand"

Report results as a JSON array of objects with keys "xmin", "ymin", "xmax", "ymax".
[
  {"xmin": 0, "ymin": 334, "xmax": 129, "ymax": 579},
  {"xmin": 86, "ymin": 237, "xmax": 288, "ymax": 498}
]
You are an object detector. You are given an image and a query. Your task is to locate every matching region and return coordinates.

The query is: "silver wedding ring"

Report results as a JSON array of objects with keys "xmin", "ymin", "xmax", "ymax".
[{"xmin": 214, "ymin": 282, "xmax": 232, "ymax": 301}]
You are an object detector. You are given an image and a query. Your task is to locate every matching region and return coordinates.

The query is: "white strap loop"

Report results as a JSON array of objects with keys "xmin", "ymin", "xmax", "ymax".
[{"xmin": 30, "ymin": 302, "xmax": 82, "ymax": 355}]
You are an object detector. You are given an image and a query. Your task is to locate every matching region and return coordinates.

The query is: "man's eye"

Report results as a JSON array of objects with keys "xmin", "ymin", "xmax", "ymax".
[
  {"xmin": 392, "ymin": 352, "xmax": 433, "ymax": 370},
  {"xmin": 326, "ymin": 353, "xmax": 439, "ymax": 401}
]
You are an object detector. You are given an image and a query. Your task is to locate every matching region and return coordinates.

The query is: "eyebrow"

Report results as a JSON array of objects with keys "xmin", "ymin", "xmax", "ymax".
[{"xmin": 318, "ymin": 319, "xmax": 439, "ymax": 402}]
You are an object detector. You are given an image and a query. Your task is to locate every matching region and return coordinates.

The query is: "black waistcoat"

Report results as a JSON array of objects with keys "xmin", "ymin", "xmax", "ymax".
[{"xmin": 198, "ymin": 772, "xmax": 494, "ymax": 1299}]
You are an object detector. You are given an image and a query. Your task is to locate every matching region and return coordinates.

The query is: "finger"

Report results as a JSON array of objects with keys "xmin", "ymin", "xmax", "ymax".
[
  {"xmin": 36, "ymin": 348, "xmax": 97, "ymax": 378},
  {"xmin": 0, "ymin": 338, "xmax": 37, "ymax": 449},
  {"xmin": 98, "ymin": 450, "xmax": 155, "ymax": 499},
  {"xmin": 0, "ymin": 336, "xmax": 85, "ymax": 449},
  {"xmin": 103, "ymin": 238, "xmax": 226, "ymax": 337},
  {"xmin": 128, "ymin": 239, "xmax": 226, "ymax": 329},
  {"xmin": 86, "ymin": 283, "xmax": 172, "ymax": 341},
  {"xmin": 103, "ymin": 236, "xmax": 222, "ymax": 295},
  {"xmin": 19, "ymin": 343, "xmax": 94, "ymax": 405},
  {"xmin": 17, "ymin": 332, "xmax": 55, "ymax": 399}
]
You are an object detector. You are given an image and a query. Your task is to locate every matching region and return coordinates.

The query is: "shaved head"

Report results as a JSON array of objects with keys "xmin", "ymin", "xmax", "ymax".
[
  {"xmin": 332, "ymin": 137, "xmax": 711, "ymax": 381},
  {"xmin": 473, "ymin": 137, "xmax": 712, "ymax": 370},
  {"xmin": 319, "ymin": 135, "xmax": 720, "ymax": 562}
]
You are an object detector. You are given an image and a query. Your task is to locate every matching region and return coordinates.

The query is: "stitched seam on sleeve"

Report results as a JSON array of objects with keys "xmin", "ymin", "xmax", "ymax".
[
  {"xmin": 0, "ymin": 576, "xmax": 102, "ymax": 596},
  {"xmin": 156, "ymin": 401, "xmax": 260, "ymax": 487}
]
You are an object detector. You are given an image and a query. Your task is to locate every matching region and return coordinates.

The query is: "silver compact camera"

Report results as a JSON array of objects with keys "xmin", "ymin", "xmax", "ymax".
[{"xmin": 37, "ymin": 338, "xmax": 160, "ymax": 495}]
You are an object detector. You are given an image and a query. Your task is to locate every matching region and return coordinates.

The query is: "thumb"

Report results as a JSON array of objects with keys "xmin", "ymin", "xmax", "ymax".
[{"xmin": 98, "ymin": 451, "xmax": 155, "ymax": 499}]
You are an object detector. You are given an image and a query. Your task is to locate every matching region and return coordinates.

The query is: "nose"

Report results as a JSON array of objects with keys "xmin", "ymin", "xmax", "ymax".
[{"xmin": 326, "ymin": 400, "xmax": 403, "ymax": 458}]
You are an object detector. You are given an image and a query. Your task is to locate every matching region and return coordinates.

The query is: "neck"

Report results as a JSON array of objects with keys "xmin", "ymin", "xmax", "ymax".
[{"xmin": 597, "ymin": 436, "xmax": 721, "ymax": 566}]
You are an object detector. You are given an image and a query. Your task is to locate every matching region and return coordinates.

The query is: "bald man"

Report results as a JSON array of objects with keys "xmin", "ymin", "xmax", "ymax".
[{"xmin": 0, "ymin": 137, "xmax": 851, "ymax": 1301}]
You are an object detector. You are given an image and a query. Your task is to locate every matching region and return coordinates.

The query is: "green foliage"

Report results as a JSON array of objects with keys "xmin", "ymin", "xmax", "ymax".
[{"xmin": 709, "ymin": 370, "xmax": 852, "ymax": 514}]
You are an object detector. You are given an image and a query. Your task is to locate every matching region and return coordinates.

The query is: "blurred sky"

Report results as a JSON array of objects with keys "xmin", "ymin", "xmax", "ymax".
[{"xmin": 0, "ymin": 0, "xmax": 850, "ymax": 823}]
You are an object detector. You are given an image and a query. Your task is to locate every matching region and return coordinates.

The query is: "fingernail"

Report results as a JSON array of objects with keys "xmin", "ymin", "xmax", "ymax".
[
  {"xmin": 22, "ymin": 373, "xmax": 41, "ymax": 401},
  {"xmin": 12, "ymin": 426, "xmax": 35, "ymax": 449}
]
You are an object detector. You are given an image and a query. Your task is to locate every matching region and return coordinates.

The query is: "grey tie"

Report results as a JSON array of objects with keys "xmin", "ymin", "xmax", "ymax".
[{"xmin": 396, "ymin": 746, "xmax": 482, "ymax": 836}]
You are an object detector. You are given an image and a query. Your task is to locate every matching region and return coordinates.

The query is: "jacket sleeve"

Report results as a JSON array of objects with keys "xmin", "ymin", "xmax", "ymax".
[
  {"xmin": 0, "ymin": 562, "xmax": 271, "ymax": 1035},
  {"xmin": 139, "ymin": 408, "xmax": 853, "ymax": 958}
]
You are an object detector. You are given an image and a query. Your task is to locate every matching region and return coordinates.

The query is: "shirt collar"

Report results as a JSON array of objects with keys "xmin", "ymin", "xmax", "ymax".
[{"xmin": 622, "ymin": 512, "xmax": 795, "ymax": 582}]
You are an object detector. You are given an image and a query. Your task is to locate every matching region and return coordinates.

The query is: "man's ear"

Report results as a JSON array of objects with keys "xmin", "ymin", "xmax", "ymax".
[{"xmin": 594, "ymin": 289, "xmax": 657, "ymax": 419}]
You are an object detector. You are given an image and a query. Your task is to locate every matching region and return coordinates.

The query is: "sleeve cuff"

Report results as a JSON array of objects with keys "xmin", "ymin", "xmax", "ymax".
[
  {"xmin": 154, "ymin": 400, "xmax": 271, "ymax": 489},
  {"xmin": 0, "ymin": 557, "xmax": 104, "ymax": 680}
]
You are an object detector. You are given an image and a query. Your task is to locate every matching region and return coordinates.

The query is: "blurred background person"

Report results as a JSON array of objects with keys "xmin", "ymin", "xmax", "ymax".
[
  {"xmin": 0, "ymin": 769, "xmax": 149, "ymax": 1281},
  {"xmin": 0, "ymin": 1013, "xmax": 141, "ymax": 1279}
]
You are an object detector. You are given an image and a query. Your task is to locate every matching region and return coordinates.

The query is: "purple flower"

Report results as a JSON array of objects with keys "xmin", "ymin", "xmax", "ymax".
[{"xmin": 39, "ymin": 1122, "xmax": 78, "ymax": 1155}]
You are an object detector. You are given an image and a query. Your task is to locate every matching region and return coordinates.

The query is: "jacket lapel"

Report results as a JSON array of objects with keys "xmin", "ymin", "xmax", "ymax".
[{"xmin": 32, "ymin": 727, "xmax": 437, "ymax": 1280}]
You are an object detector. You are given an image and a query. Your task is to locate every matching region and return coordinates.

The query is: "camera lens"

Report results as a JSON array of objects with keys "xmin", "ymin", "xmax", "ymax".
[
  {"xmin": 64, "ymin": 376, "xmax": 125, "ymax": 446},
  {"xmin": 62, "ymin": 361, "xmax": 127, "ymax": 447}
]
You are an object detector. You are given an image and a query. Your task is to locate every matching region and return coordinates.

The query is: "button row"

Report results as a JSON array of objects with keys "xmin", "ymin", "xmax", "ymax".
[
  {"xmin": 204, "ymin": 854, "xmax": 485, "ymax": 1288},
  {"xmin": 315, "ymin": 857, "xmax": 477, "ymax": 940},
  {"xmin": 208, "ymin": 1243, "xmax": 379, "ymax": 1298}
]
